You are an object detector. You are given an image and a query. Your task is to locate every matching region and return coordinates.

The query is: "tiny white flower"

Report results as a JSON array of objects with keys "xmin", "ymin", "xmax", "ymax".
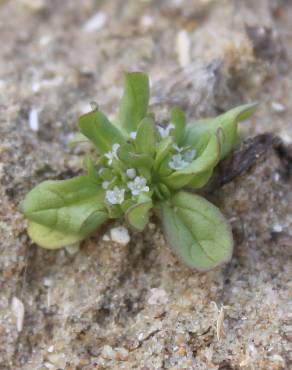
[
  {"xmin": 105, "ymin": 143, "xmax": 120, "ymax": 165},
  {"xmin": 173, "ymin": 144, "xmax": 184, "ymax": 152},
  {"xmin": 126, "ymin": 168, "xmax": 136, "ymax": 178},
  {"xmin": 157, "ymin": 123, "xmax": 175, "ymax": 138},
  {"xmin": 105, "ymin": 186, "xmax": 125, "ymax": 205},
  {"xmin": 98, "ymin": 167, "xmax": 105, "ymax": 175},
  {"xmin": 183, "ymin": 149, "xmax": 196, "ymax": 162},
  {"xmin": 127, "ymin": 176, "xmax": 149, "ymax": 196},
  {"xmin": 169, "ymin": 154, "xmax": 189, "ymax": 170},
  {"xmin": 130, "ymin": 131, "xmax": 137, "ymax": 139},
  {"xmin": 102, "ymin": 181, "xmax": 110, "ymax": 189}
]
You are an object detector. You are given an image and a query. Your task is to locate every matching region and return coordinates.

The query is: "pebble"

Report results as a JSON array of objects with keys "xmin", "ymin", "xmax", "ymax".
[
  {"xmin": 47, "ymin": 345, "xmax": 54, "ymax": 353},
  {"xmin": 110, "ymin": 226, "xmax": 130, "ymax": 245},
  {"xmin": 65, "ymin": 243, "xmax": 80, "ymax": 255},
  {"xmin": 176, "ymin": 29, "xmax": 191, "ymax": 67},
  {"xmin": 31, "ymin": 76, "xmax": 64, "ymax": 93},
  {"xmin": 29, "ymin": 108, "xmax": 39, "ymax": 132},
  {"xmin": 140, "ymin": 15, "xmax": 154, "ymax": 29},
  {"xmin": 101, "ymin": 344, "xmax": 115, "ymax": 360},
  {"xmin": 19, "ymin": 0, "xmax": 46, "ymax": 11},
  {"xmin": 83, "ymin": 12, "xmax": 107, "ymax": 32},
  {"xmin": 0, "ymin": 80, "xmax": 6, "ymax": 90},
  {"xmin": 102, "ymin": 233, "xmax": 110, "ymax": 241},
  {"xmin": 11, "ymin": 296, "xmax": 25, "ymax": 332},
  {"xmin": 148, "ymin": 288, "xmax": 168, "ymax": 305},
  {"xmin": 115, "ymin": 347, "xmax": 129, "ymax": 361},
  {"xmin": 272, "ymin": 224, "xmax": 283, "ymax": 233},
  {"xmin": 271, "ymin": 102, "xmax": 286, "ymax": 113}
]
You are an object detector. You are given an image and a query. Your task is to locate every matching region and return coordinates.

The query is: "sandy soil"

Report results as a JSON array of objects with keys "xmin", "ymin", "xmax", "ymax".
[{"xmin": 0, "ymin": 0, "xmax": 291, "ymax": 369}]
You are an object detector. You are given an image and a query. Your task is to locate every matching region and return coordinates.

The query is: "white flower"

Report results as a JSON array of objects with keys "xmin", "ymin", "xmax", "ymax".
[
  {"xmin": 173, "ymin": 144, "xmax": 184, "ymax": 152},
  {"xmin": 183, "ymin": 149, "xmax": 196, "ymax": 162},
  {"xmin": 126, "ymin": 168, "xmax": 136, "ymax": 178},
  {"xmin": 169, "ymin": 154, "xmax": 189, "ymax": 170},
  {"xmin": 169, "ymin": 148, "xmax": 197, "ymax": 171},
  {"xmin": 127, "ymin": 176, "xmax": 149, "ymax": 196},
  {"xmin": 105, "ymin": 186, "xmax": 125, "ymax": 205},
  {"xmin": 102, "ymin": 181, "xmax": 110, "ymax": 189},
  {"xmin": 98, "ymin": 167, "xmax": 105, "ymax": 175},
  {"xmin": 105, "ymin": 143, "xmax": 120, "ymax": 165},
  {"xmin": 130, "ymin": 131, "xmax": 137, "ymax": 139},
  {"xmin": 157, "ymin": 123, "xmax": 175, "ymax": 138}
]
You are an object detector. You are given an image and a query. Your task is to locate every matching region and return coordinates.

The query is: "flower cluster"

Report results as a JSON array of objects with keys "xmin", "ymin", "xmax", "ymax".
[
  {"xmin": 101, "ymin": 135, "xmax": 196, "ymax": 207},
  {"xmin": 104, "ymin": 175, "xmax": 150, "ymax": 205}
]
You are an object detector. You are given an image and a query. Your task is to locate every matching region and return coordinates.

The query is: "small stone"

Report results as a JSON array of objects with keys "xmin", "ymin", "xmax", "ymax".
[
  {"xmin": 83, "ymin": 12, "xmax": 107, "ymax": 32},
  {"xmin": 47, "ymin": 345, "xmax": 54, "ymax": 353},
  {"xmin": 147, "ymin": 288, "xmax": 168, "ymax": 305},
  {"xmin": 115, "ymin": 347, "xmax": 129, "ymax": 361},
  {"xmin": 19, "ymin": 0, "xmax": 46, "ymax": 11},
  {"xmin": 102, "ymin": 233, "xmax": 110, "ymax": 241},
  {"xmin": 137, "ymin": 332, "xmax": 144, "ymax": 341},
  {"xmin": 47, "ymin": 353, "xmax": 66, "ymax": 368},
  {"xmin": 271, "ymin": 102, "xmax": 286, "ymax": 113},
  {"xmin": 110, "ymin": 226, "xmax": 130, "ymax": 245},
  {"xmin": 272, "ymin": 224, "xmax": 283, "ymax": 233},
  {"xmin": 29, "ymin": 108, "xmax": 39, "ymax": 132},
  {"xmin": 176, "ymin": 29, "xmax": 191, "ymax": 67},
  {"xmin": 43, "ymin": 362, "xmax": 56, "ymax": 370},
  {"xmin": 11, "ymin": 297, "xmax": 25, "ymax": 332},
  {"xmin": 65, "ymin": 243, "xmax": 80, "ymax": 255},
  {"xmin": 140, "ymin": 15, "xmax": 154, "ymax": 29},
  {"xmin": 101, "ymin": 344, "xmax": 115, "ymax": 360}
]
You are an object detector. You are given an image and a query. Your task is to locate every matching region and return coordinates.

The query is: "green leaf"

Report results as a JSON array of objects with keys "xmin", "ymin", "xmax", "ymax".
[
  {"xmin": 184, "ymin": 103, "xmax": 257, "ymax": 160},
  {"xmin": 83, "ymin": 156, "xmax": 100, "ymax": 181},
  {"xmin": 153, "ymin": 136, "xmax": 173, "ymax": 172},
  {"xmin": 126, "ymin": 201, "xmax": 152, "ymax": 231},
  {"xmin": 79, "ymin": 110, "xmax": 125, "ymax": 153},
  {"xmin": 68, "ymin": 132, "xmax": 89, "ymax": 148},
  {"xmin": 154, "ymin": 183, "xmax": 171, "ymax": 200},
  {"xmin": 161, "ymin": 191, "xmax": 233, "ymax": 271},
  {"xmin": 187, "ymin": 168, "xmax": 213, "ymax": 189},
  {"xmin": 163, "ymin": 132, "xmax": 220, "ymax": 189},
  {"xmin": 22, "ymin": 176, "xmax": 108, "ymax": 248},
  {"xmin": 27, "ymin": 221, "xmax": 86, "ymax": 249},
  {"xmin": 170, "ymin": 106, "xmax": 186, "ymax": 144},
  {"xmin": 135, "ymin": 116, "xmax": 157, "ymax": 156},
  {"xmin": 118, "ymin": 72, "xmax": 150, "ymax": 133},
  {"xmin": 118, "ymin": 144, "xmax": 154, "ymax": 170}
]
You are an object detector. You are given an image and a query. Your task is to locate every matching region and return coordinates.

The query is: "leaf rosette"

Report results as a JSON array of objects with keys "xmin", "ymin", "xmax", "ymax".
[{"xmin": 22, "ymin": 72, "xmax": 257, "ymax": 270}]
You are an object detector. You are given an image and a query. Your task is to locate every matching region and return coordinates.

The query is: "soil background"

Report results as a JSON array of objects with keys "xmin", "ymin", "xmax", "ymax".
[{"xmin": 0, "ymin": 0, "xmax": 291, "ymax": 369}]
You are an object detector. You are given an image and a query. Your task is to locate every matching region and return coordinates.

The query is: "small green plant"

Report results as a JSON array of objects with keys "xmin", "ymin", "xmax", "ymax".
[{"xmin": 21, "ymin": 72, "xmax": 257, "ymax": 271}]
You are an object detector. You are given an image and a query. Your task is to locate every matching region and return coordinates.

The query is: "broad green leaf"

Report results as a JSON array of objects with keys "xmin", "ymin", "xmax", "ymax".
[
  {"xmin": 22, "ymin": 176, "xmax": 108, "ymax": 246},
  {"xmin": 118, "ymin": 72, "xmax": 150, "ymax": 133},
  {"xmin": 135, "ymin": 116, "xmax": 157, "ymax": 156},
  {"xmin": 163, "ymin": 132, "xmax": 220, "ymax": 189},
  {"xmin": 126, "ymin": 201, "xmax": 152, "ymax": 231},
  {"xmin": 161, "ymin": 191, "xmax": 233, "ymax": 271},
  {"xmin": 79, "ymin": 110, "xmax": 125, "ymax": 153},
  {"xmin": 170, "ymin": 106, "xmax": 186, "ymax": 144},
  {"xmin": 183, "ymin": 103, "xmax": 257, "ymax": 160},
  {"xmin": 27, "ymin": 221, "xmax": 86, "ymax": 249}
]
